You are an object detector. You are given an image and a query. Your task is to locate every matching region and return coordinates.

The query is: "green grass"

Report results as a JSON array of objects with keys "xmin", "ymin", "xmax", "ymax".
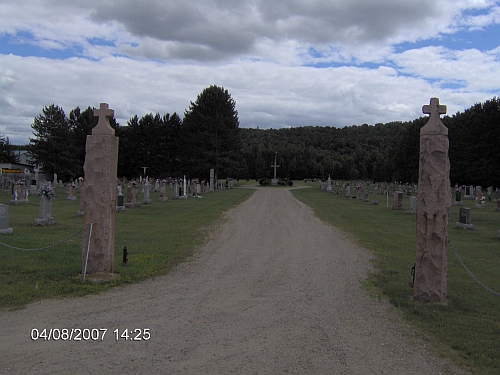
[
  {"xmin": 0, "ymin": 184, "xmax": 254, "ymax": 309},
  {"xmin": 292, "ymin": 186, "xmax": 500, "ymax": 375}
]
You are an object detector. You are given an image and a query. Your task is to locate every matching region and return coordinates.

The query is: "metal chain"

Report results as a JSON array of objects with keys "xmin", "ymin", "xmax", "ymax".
[
  {"xmin": 449, "ymin": 240, "xmax": 500, "ymax": 297},
  {"xmin": 0, "ymin": 228, "xmax": 83, "ymax": 251}
]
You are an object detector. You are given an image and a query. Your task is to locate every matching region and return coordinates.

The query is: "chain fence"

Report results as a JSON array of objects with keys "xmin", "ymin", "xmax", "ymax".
[
  {"xmin": 0, "ymin": 228, "xmax": 83, "ymax": 251},
  {"xmin": 449, "ymin": 239, "xmax": 500, "ymax": 297}
]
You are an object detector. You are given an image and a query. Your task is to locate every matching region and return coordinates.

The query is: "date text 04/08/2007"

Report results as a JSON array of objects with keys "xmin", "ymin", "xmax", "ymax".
[{"xmin": 30, "ymin": 328, "xmax": 151, "ymax": 341}]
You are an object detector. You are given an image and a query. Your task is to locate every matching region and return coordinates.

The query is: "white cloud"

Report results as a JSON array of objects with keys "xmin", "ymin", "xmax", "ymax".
[{"xmin": 0, "ymin": 0, "xmax": 499, "ymax": 145}]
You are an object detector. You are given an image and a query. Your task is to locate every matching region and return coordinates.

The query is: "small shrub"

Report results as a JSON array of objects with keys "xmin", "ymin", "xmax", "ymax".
[{"xmin": 259, "ymin": 178, "xmax": 271, "ymax": 186}]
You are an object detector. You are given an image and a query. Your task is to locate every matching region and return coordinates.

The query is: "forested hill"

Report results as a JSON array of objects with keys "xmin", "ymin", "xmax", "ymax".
[{"xmin": 239, "ymin": 97, "xmax": 500, "ymax": 187}]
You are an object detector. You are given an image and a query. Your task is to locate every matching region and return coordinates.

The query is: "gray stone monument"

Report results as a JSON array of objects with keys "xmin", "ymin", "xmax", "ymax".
[
  {"xmin": 34, "ymin": 195, "xmax": 55, "ymax": 226},
  {"xmin": 408, "ymin": 196, "xmax": 417, "ymax": 214},
  {"xmin": 158, "ymin": 180, "xmax": 168, "ymax": 202},
  {"xmin": 372, "ymin": 187, "xmax": 378, "ymax": 205},
  {"xmin": 173, "ymin": 179, "xmax": 179, "ymax": 199},
  {"xmin": 142, "ymin": 180, "xmax": 151, "ymax": 204},
  {"xmin": 209, "ymin": 169, "xmax": 214, "ymax": 193},
  {"xmin": 413, "ymin": 98, "xmax": 450, "ymax": 303},
  {"xmin": 81, "ymin": 103, "xmax": 119, "ymax": 275},
  {"xmin": 454, "ymin": 188, "xmax": 462, "ymax": 206},
  {"xmin": 0, "ymin": 204, "xmax": 13, "ymax": 234},
  {"xmin": 392, "ymin": 191, "xmax": 403, "ymax": 210},
  {"xmin": 456, "ymin": 207, "xmax": 474, "ymax": 230}
]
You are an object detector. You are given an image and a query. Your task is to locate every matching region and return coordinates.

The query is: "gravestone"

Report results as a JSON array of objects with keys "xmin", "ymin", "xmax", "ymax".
[
  {"xmin": 125, "ymin": 182, "xmax": 139, "ymax": 207},
  {"xmin": 392, "ymin": 191, "xmax": 403, "ymax": 210},
  {"xmin": 408, "ymin": 196, "xmax": 417, "ymax": 214},
  {"xmin": 173, "ymin": 179, "xmax": 179, "ymax": 199},
  {"xmin": 67, "ymin": 184, "xmax": 76, "ymax": 200},
  {"xmin": 413, "ymin": 98, "xmax": 450, "ymax": 303},
  {"xmin": 363, "ymin": 189, "xmax": 369, "ymax": 202},
  {"xmin": 456, "ymin": 207, "xmax": 474, "ymax": 230},
  {"xmin": 11, "ymin": 184, "xmax": 28, "ymax": 204},
  {"xmin": 0, "ymin": 204, "xmax": 13, "ymax": 234},
  {"xmin": 372, "ymin": 187, "xmax": 378, "ymax": 205},
  {"xmin": 142, "ymin": 180, "xmax": 151, "ymax": 204},
  {"xmin": 209, "ymin": 169, "xmax": 214, "ymax": 193},
  {"xmin": 326, "ymin": 175, "xmax": 332, "ymax": 192},
  {"xmin": 454, "ymin": 188, "xmax": 462, "ymax": 206},
  {"xmin": 116, "ymin": 182, "xmax": 125, "ymax": 211},
  {"xmin": 496, "ymin": 199, "xmax": 500, "ymax": 212},
  {"xmin": 34, "ymin": 195, "xmax": 55, "ymax": 226},
  {"xmin": 345, "ymin": 185, "xmax": 351, "ymax": 198},
  {"xmin": 158, "ymin": 180, "xmax": 168, "ymax": 202},
  {"xmin": 81, "ymin": 103, "xmax": 118, "ymax": 275}
]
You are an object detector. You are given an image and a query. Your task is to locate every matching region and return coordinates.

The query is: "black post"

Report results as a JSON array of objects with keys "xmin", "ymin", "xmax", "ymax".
[{"xmin": 122, "ymin": 246, "xmax": 128, "ymax": 265}]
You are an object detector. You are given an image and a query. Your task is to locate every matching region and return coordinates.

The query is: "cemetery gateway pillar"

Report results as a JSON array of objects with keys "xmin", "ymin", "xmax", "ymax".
[
  {"xmin": 413, "ymin": 98, "xmax": 451, "ymax": 303},
  {"xmin": 82, "ymin": 103, "xmax": 119, "ymax": 274}
]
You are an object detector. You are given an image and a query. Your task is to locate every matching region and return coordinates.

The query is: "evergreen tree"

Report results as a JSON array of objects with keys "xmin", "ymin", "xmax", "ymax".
[
  {"xmin": 0, "ymin": 135, "xmax": 16, "ymax": 163},
  {"xmin": 29, "ymin": 104, "xmax": 78, "ymax": 180},
  {"xmin": 182, "ymin": 85, "xmax": 241, "ymax": 179}
]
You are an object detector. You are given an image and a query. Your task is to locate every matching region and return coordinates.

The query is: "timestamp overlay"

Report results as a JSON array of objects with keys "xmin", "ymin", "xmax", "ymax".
[{"xmin": 30, "ymin": 328, "xmax": 151, "ymax": 342}]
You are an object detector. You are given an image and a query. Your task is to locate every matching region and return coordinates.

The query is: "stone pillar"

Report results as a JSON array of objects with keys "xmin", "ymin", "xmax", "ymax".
[
  {"xmin": 82, "ymin": 103, "xmax": 119, "ymax": 275},
  {"xmin": 413, "ymin": 98, "xmax": 450, "ymax": 303},
  {"xmin": 209, "ymin": 169, "xmax": 214, "ymax": 192}
]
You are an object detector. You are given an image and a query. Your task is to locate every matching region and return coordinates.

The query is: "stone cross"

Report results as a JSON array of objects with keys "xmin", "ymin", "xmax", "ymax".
[
  {"xmin": 413, "ymin": 97, "xmax": 450, "ymax": 303},
  {"xmin": 82, "ymin": 102, "xmax": 119, "ymax": 275},
  {"xmin": 271, "ymin": 152, "xmax": 280, "ymax": 180},
  {"xmin": 93, "ymin": 103, "xmax": 115, "ymax": 135}
]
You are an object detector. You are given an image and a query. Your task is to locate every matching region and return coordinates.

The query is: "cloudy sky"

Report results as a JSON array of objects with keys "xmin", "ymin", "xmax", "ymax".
[{"xmin": 1, "ymin": 0, "xmax": 499, "ymax": 145}]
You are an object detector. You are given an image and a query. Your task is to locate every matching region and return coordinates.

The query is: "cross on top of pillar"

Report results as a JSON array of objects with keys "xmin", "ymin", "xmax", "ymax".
[
  {"xmin": 421, "ymin": 97, "xmax": 448, "ymax": 136},
  {"xmin": 93, "ymin": 103, "xmax": 115, "ymax": 135}
]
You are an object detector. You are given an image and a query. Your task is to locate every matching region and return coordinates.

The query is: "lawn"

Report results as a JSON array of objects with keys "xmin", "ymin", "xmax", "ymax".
[
  {"xmin": 0, "ymin": 182, "xmax": 254, "ymax": 309},
  {"xmin": 292, "ymin": 185, "xmax": 500, "ymax": 375}
]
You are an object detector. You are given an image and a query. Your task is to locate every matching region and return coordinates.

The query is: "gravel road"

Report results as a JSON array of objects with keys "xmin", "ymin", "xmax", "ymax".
[{"xmin": 1, "ymin": 187, "xmax": 467, "ymax": 374}]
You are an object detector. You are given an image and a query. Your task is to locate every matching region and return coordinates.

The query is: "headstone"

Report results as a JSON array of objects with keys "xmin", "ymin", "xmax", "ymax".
[
  {"xmin": 454, "ymin": 188, "xmax": 462, "ymax": 206},
  {"xmin": 173, "ymin": 179, "xmax": 179, "ymax": 199},
  {"xmin": 326, "ymin": 175, "xmax": 332, "ymax": 192},
  {"xmin": 345, "ymin": 185, "xmax": 351, "ymax": 198},
  {"xmin": 116, "ymin": 182, "xmax": 125, "ymax": 211},
  {"xmin": 0, "ymin": 204, "xmax": 13, "ymax": 234},
  {"xmin": 209, "ymin": 169, "xmax": 214, "ymax": 193},
  {"xmin": 363, "ymin": 189, "xmax": 369, "ymax": 202},
  {"xmin": 126, "ymin": 182, "xmax": 139, "ymax": 207},
  {"xmin": 81, "ymin": 103, "xmax": 118, "ymax": 275},
  {"xmin": 456, "ymin": 207, "xmax": 474, "ymax": 230},
  {"xmin": 496, "ymin": 199, "xmax": 500, "ymax": 212},
  {"xmin": 67, "ymin": 183, "xmax": 76, "ymax": 200},
  {"xmin": 11, "ymin": 184, "xmax": 28, "ymax": 204},
  {"xmin": 372, "ymin": 188, "xmax": 378, "ymax": 205},
  {"xmin": 392, "ymin": 191, "xmax": 403, "ymax": 210},
  {"xmin": 408, "ymin": 196, "xmax": 417, "ymax": 214},
  {"xmin": 413, "ymin": 98, "xmax": 450, "ymax": 303},
  {"xmin": 158, "ymin": 180, "xmax": 168, "ymax": 202},
  {"xmin": 142, "ymin": 180, "xmax": 151, "ymax": 204},
  {"xmin": 34, "ymin": 188, "xmax": 55, "ymax": 226}
]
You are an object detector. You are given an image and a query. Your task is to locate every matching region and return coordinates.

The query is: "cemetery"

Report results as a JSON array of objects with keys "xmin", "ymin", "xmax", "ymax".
[{"xmin": 1, "ymin": 97, "xmax": 499, "ymax": 374}]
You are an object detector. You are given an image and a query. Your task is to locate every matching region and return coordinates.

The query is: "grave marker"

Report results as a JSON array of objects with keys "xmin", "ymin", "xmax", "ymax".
[
  {"xmin": 413, "ymin": 98, "xmax": 450, "ymax": 303},
  {"xmin": 81, "ymin": 103, "xmax": 118, "ymax": 275},
  {"xmin": 0, "ymin": 204, "xmax": 13, "ymax": 234},
  {"xmin": 456, "ymin": 207, "xmax": 474, "ymax": 230}
]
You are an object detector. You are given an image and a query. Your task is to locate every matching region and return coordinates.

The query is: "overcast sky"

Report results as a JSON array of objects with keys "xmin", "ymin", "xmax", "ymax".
[{"xmin": 1, "ymin": 0, "xmax": 499, "ymax": 145}]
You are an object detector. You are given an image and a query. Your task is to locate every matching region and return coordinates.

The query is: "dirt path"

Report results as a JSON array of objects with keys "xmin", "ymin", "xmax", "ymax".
[{"xmin": 1, "ymin": 187, "xmax": 465, "ymax": 374}]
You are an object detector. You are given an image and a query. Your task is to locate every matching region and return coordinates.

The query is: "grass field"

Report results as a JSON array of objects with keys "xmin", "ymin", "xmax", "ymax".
[
  {"xmin": 2, "ymin": 180, "xmax": 499, "ymax": 373},
  {"xmin": 291, "ymin": 186, "xmax": 500, "ymax": 375},
  {"xmin": 0, "ymin": 182, "xmax": 254, "ymax": 309}
]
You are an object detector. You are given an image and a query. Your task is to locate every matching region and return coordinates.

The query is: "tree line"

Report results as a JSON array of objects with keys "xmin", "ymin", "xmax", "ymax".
[{"xmin": 5, "ymin": 88, "xmax": 499, "ymax": 187}]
